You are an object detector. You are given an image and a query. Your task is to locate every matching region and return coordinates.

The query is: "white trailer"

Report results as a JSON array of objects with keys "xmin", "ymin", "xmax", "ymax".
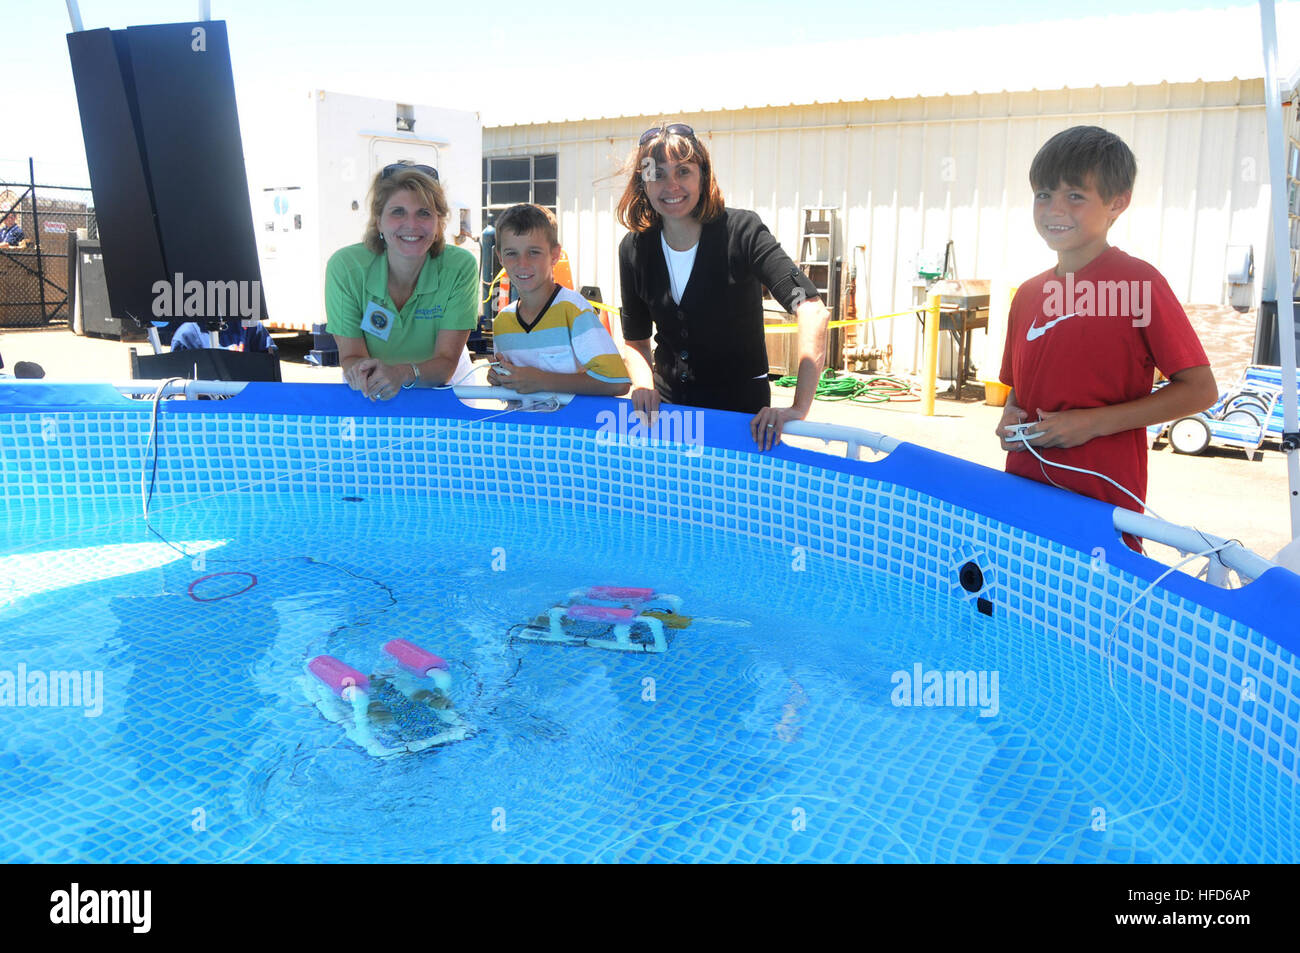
[{"xmin": 252, "ymin": 90, "xmax": 482, "ymax": 333}]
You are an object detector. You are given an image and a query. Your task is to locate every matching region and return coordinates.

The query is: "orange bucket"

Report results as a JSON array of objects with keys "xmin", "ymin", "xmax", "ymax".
[{"xmin": 983, "ymin": 380, "xmax": 1010, "ymax": 407}]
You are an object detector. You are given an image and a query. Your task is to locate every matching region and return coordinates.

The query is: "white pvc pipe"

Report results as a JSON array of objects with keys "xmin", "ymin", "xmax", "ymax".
[
  {"xmin": 65, "ymin": 0, "xmax": 83, "ymax": 31},
  {"xmin": 113, "ymin": 379, "xmax": 248, "ymax": 398},
  {"xmin": 451, "ymin": 385, "xmax": 574, "ymax": 406},
  {"xmin": 1259, "ymin": 0, "xmax": 1300, "ymax": 538},
  {"xmin": 1113, "ymin": 508, "xmax": 1276, "ymax": 583},
  {"xmin": 782, "ymin": 419, "xmax": 901, "ymax": 457},
  {"xmin": 115, "ymin": 380, "xmax": 573, "ymax": 404}
]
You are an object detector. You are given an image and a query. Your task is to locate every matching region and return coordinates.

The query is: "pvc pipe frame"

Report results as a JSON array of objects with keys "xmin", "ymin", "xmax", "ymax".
[
  {"xmin": 114, "ymin": 381, "xmax": 573, "ymax": 404},
  {"xmin": 115, "ymin": 380, "xmax": 248, "ymax": 398},
  {"xmin": 112, "ymin": 379, "xmax": 1275, "ymax": 585},
  {"xmin": 783, "ymin": 419, "xmax": 901, "ymax": 457},
  {"xmin": 1113, "ymin": 509, "xmax": 1274, "ymax": 584},
  {"xmin": 451, "ymin": 385, "xmax": 573, "ymax": 406}
]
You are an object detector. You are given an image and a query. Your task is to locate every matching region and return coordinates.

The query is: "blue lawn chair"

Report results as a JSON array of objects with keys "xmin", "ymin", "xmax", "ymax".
[{"xmin": 1149, "ymin": 383, "xmax": 1281, "ymax": 458}]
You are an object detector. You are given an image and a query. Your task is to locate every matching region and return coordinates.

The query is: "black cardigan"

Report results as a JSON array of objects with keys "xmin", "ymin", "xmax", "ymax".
[{"xmin": 618, "ymin": 208, "xmax": 819, "ymax": 410}]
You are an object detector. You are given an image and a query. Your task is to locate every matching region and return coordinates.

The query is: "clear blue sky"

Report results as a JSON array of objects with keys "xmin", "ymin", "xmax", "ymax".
[{"xmin": 2, "ymin": 0, "xmax": 1280, "ymax": 189}]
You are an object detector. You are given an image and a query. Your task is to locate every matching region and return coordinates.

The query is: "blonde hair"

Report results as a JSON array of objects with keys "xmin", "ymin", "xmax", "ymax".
[{"xmin": 363, "ymin": 166, "xmax": 449, "ymax": 257}]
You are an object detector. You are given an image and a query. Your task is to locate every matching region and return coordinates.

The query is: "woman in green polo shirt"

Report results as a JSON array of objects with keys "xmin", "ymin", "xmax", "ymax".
[{"xmin": 326, "ymin": 163, "xmax": 480, "ymax": 400}]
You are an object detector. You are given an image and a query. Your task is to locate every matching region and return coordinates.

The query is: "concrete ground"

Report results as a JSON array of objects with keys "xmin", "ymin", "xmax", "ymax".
[{"xmin": 1, "ymin": 321, "xmax": 1293, "ymax": 569}]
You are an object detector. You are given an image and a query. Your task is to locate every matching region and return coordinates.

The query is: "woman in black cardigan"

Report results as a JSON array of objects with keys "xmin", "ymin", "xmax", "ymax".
[{"xmin": 616, "ymin": 122, "xmax": 829, "ymax": 450}]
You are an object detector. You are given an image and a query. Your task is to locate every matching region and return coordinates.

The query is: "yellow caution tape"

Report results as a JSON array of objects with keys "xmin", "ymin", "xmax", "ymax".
[
  {"xmin": 480, "ymin": 271, "xmax": 504, "ymax": 306},
  {"xmin": 762, "ymin": 309, "xmax": 926, "ymax": 332},
  {"xmin": 541, "ymin": 295, "xmax": 927, "ymax": 332}
]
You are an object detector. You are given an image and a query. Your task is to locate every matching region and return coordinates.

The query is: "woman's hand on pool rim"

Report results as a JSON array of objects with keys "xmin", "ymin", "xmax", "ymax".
[
  {"xmin": 364, "ymin": 363, "xmax": 407, "ymax": 401},
  {"xmin": 752, "ymin": 405, "xmax": 803, "ymax": 451},
  {"xmin": 630, "ymin": 386, "xmax": 661, "ymax": 425},
  {"xmin": 344, "ymin": 357, "xmax": 381, "ymax": 393}
]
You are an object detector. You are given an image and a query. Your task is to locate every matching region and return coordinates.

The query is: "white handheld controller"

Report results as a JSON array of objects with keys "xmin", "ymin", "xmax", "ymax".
[{"xmin": 1005, "ymin": 422, "xmax": 1039, "ymax": 442}]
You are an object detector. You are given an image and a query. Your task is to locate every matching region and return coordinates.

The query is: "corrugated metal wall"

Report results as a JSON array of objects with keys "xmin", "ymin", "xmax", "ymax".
[{"xmin": 484, "ymin": 79, "xmax": 1281, "ymax": 373}]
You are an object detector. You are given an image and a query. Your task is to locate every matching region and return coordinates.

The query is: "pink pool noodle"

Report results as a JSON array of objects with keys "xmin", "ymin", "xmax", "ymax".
[
  {"xmin": 567, "ymin": 605, "xmax": 637, "ymax": 622},
  {"xmin": 383, "ymin": 639, "xmax": 448, "ymax": 676},
  {"xmin": 587, "ymin": 586, "xmax": 655, "ymax": 602},
  {"xmin": 308, "ymin": 655, "xmax": 369, "ymax": 698}
]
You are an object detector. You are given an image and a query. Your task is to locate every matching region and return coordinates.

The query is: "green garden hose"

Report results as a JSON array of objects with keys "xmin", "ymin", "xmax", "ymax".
[{"xmin": 772, "ymin": 371, "xmax": 919, "ymax": 404}]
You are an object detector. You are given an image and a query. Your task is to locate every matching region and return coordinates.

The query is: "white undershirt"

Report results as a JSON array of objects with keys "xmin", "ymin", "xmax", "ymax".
[{"xmin": 661, "ymin": 233, "xmax": 698, "ymax": 305}]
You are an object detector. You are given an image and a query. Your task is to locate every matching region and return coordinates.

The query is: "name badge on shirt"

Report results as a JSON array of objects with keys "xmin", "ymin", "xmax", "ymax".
[{"xmin": 360, "ymin": 300, "xmax": 396, "ymax": 341}]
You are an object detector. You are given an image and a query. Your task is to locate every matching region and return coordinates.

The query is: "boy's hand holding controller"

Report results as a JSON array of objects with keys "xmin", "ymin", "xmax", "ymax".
[
  {"xmin": 998, "ymin": 388, "xmax": 1105, "ymax": 451},
  {"xmin": 1028, "ymin": 407, "xmax": 1107, "ymax": 449},
  {"xmin": 997, "ymin": 394, "xmax": 1032, "ymax": 452},
  {"xmin": 487, "ymin": 353, "xmax": 549, "ymax": 394}
]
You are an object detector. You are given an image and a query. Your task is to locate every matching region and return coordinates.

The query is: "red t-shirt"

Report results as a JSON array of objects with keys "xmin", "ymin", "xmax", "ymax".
[{"xmin": 999, "ymin": 246, "xmax": 1209, "ymax": 514}]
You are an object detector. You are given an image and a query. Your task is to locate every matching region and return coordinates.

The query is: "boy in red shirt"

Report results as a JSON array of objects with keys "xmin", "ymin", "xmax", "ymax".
[{"xmin": 997, "ymin": 126, "xmax": 1218, "ymax": 545}]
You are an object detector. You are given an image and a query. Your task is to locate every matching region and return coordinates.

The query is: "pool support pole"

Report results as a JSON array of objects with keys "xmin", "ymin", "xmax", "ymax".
[
  {"xmin": 922, "ymin": 291, "xmax": 941, "ymax": 416},
  {"xmin": 1258, "ymin": 0, "xmax": 1300, "ymax": 538}
]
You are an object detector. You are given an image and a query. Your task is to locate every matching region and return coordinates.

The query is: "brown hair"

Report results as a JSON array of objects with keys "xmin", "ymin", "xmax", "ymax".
[
  {"xmin": 1029, "ymin": 125, "xmax": 1137, "ymax": 201},
  {"xmin": 363, "ymin": 166, "xmax": 449, "ymax": 257},
  {"xmin": 494, "ymin": 203, "xmax": 559, "ymax": 248},
  {"xmin": 615, "ymin": 123, "xmax": 724, "ymax": 232}
]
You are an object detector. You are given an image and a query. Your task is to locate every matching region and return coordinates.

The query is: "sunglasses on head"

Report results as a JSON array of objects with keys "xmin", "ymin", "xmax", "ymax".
[
  {"xmin": 638, "ymin": 123, "xmax": 696, "ymax": 146},
  {"xmin": 381, "ymin": 162, "xmax": 439, "ymax": 181}
]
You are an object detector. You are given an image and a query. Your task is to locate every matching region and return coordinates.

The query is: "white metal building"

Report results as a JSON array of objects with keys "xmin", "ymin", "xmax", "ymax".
[{"xmin": 482, "ymin": 4, "xmax": 1300, "ymax": 377}]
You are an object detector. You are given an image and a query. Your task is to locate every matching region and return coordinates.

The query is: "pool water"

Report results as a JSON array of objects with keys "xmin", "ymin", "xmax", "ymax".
[{"xmin": 2, "ymin": 490, "xmax": 1295, "ymax": 862}]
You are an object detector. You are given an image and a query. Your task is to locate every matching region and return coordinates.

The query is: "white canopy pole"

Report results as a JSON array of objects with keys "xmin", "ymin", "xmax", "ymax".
[
  {"xmin": 1259, "ymin": 0, "xmax": 1300, "ymax": 539},
  {"xmin": 65, "ymin": 0, "xmax": 84, "ymax": 31}
]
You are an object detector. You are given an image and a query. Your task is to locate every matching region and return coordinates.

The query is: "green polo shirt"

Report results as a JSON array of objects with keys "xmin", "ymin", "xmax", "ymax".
[{"xmin": 324, "ymin": 242, "xmax": 479, "ymax": 363}]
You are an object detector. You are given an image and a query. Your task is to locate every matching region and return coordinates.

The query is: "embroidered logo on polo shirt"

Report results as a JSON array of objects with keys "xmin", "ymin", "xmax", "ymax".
[{"xmin": 413, "ymin": 304, "xmax": 444, "ymax": 321}]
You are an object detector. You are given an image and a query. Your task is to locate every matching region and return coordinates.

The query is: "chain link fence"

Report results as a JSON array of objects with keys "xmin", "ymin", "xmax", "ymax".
[{"xmin": 0, "ymin": 160, "xmax": 96, "ymax": 328}]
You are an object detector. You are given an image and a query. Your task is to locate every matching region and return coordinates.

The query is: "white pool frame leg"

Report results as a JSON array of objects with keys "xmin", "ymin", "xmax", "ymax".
[
  {"xmin": 631, "ymin": 616, "xmax": 667, "ymax": 653},
  {"xmin": 547, "ymin": 606, "xmax": 569, "ymax": 641}
]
